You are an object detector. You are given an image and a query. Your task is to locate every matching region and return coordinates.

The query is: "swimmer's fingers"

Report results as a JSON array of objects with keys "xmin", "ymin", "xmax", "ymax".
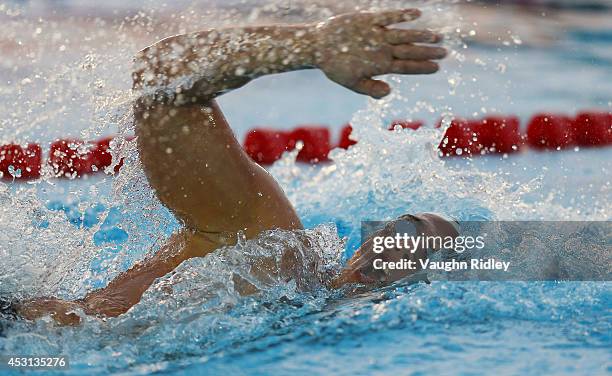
[
  {"xmin": 350, "ymin": 78, "xmax": 391, "ymax": 99},
  {"xmin": 392, "ymin": 45, "xmax": 447, "ymax": 60},
  {"xmin": 390, "ymin": 60, "xmax": 440, "ymax": 74},
  {"xmin": 362, "ymin": 9, "xmax": 421, "ymax": 26},
  {"xmin": 386, "ymin": 29, "xmax": 443, "ymax": 45}
]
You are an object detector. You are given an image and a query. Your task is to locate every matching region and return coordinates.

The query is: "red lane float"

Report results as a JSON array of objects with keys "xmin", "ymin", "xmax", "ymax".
[
  {"xmin": 290, "ymin": 126, "xmax": 331, "ymax": 163},
  {"xmin": 479, "ymin": 116, "xmax": 522, "ymax": 154},
  {"xmin": 49, "ymin": 138, "xmax": 120, "ymax": 178},
  {"xmin": 0, "ymin": 143, "xmax": 42, "ymax": 180},
  {"xmin": 438, "ymin": 118, "xmax": 481, "ymax": 156},
  {"xmin": 526, "ymin": 114, "xmax": 575, "ymax": 150},
  {"xmin": 439, "ymin": 116, "xmax": 523, "ymax": 157},
  {"xmin": 49, "ymin": 139, "xmax": 92, "ymax": 177},
  {"xmin": 244, "ymin": 126, "xmax": 332, "ymax": 164},
  {"xmin": 90, "ymin": 137, "xmax": 113, "ymax": 171},
  {"xmin": 244, "ymin": 129, "xmax": 293, "ymax": 165},
  {"xmin": 526, "ymin": 111, "xmax": 612, "ymax": 150},
  {"xmin": 338, "ymin": 125, "xmax": 357, "ymax": 150},
  {"xmin": 91, "ymin": 137, "xmax": 124, "ymax": 173},
  {"xmin": 574, "ymin": 111, "xmax": 612, "ymax": 146},
  {"xmin": 1, "ymin": 109, "xmax": 610, "ymax": 180}
]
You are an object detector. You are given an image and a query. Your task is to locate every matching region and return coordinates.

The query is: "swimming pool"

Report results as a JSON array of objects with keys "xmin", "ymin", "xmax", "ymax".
[{"xmin": 0, "ymin": 1, "xmax": 610, "ymax": 375}]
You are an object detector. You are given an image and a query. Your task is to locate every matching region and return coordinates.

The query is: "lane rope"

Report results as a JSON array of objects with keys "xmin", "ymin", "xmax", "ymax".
[{"xmin": 1, "ymin": 110, "xmax": 610, "ymax": 181}]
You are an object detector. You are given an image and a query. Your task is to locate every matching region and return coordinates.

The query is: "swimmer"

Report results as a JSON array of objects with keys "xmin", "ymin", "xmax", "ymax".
[{"xmin": 13, "ymin": 9, "xmax": 455, "ymax": 325}]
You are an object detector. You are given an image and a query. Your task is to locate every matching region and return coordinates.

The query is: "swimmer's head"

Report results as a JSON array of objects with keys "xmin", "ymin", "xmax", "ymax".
[
  {"xmin": 332, "ymin": 212, "xmax": 460, "ymax": 287},
  {"xmin": 400, "ymin": 212, "xmax": 460, "ymax": 241}
]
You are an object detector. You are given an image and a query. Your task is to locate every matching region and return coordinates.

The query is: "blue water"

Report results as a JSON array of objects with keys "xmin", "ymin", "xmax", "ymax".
[{"xmin": 0, "ymin": 1, "xmax": 611, "ymax": 375}]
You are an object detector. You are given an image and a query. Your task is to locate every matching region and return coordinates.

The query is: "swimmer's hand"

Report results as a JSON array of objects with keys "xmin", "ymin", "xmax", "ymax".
[
  {"xmin": 314, "ymin": 9, "xmax": 446, "ymax": 99},
  {"xmin": 14, "ymin": 298, "xmax": 84, "ymax": 326}
]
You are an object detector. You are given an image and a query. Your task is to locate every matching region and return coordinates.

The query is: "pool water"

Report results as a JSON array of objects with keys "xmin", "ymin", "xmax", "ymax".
[{"xmin": 0, "ymin": 1, "xmax": 610, "ymax": 375}]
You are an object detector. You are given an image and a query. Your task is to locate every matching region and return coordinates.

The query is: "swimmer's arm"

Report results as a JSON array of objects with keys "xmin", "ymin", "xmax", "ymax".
[
  {"xmin": 132, "ymin": 9, "xmax": 446, "ymax": 238},
  {"xmin": 15, "ymin": 230, "xmax": 218, "ymax": 324},
  {"xmin": 133, "ymin": 9, "xmax": 445, "ymax": 102},
  {"xmin": 79, "ymin": 230, "xmax": 218, "ymax": 317}
]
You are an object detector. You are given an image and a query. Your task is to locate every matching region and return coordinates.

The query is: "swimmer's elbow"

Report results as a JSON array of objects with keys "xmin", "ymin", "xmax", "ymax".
[
  {"xmin": 131, "ymin": 37, "xmax": 199, "ymax": 95},
  {"xmin": 131, "ymin": 46, "xmax": 175, "ymax": 96},
  {"xmin": 82, "ymin": 293, "xmax": 133, "ymax": 318}
]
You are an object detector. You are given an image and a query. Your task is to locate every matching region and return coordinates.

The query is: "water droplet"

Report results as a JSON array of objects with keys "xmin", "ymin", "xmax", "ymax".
[{"xmin": 8, "ymin": 165, "xmax": 21, "ymax": 178}]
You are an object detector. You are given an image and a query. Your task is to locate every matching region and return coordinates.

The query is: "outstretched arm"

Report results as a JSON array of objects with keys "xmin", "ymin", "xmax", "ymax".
[
  {"xmin": 16, "ymin": 229, "xmax": 218, "ymax": 325},
  {"xmin": 133, "ymin": 9, "xmax": 443, "ymax": 103}
]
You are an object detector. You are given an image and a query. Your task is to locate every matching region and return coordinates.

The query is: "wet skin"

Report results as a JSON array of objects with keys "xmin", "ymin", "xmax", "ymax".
[{"xmin": 16, "ymin": 9, "xmax": 449, "ymax": 325}]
